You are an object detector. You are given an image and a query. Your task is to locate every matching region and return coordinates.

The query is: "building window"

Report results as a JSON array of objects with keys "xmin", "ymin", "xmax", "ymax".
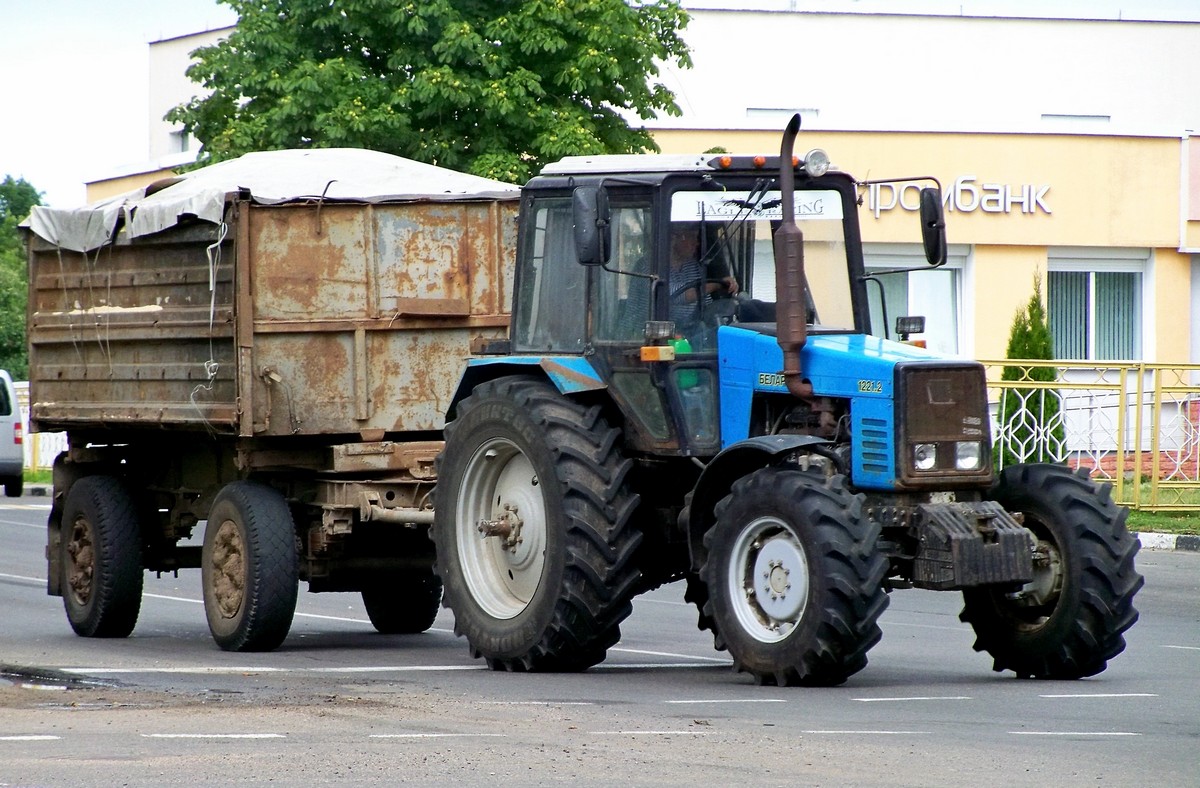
[
  {"xmin": 1048, "ymin": 252, "xmax": 1146, "ymax": 361},
  {"xmin": 864, "ymin": 244, "xmax": 964, "ymax": 356},
  {"xmin": 169, "ymin": 129, "xmax": 190, "ymax": 154}
]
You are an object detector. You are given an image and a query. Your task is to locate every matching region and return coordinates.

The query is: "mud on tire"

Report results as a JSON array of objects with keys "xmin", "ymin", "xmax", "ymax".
[
  {"xmin": 61, "ymin": 475, "xmax": 145, "ymax": 638},
  {"xmin": 202, "ymin": 481, "xmax": 299, "ymax": 652}
]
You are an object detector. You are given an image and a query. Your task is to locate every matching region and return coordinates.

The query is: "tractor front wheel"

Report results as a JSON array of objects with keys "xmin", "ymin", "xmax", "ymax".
[{"xmin": 699, "ymin": 468, "xmax": 889, "ymax": 686}]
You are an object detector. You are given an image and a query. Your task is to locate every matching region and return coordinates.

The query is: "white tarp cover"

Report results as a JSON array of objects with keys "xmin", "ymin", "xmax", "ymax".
[{"xmin": 26, "ymin": 148, "xmax": 520, "ymax": 253}]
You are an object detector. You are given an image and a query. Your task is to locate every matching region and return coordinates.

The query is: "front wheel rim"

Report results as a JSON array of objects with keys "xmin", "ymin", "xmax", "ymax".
[
  {"xmin": 727, "ymin": 516, "xmax": 810, "ymax": 644},
  {"xmin": 456, "ymin": 437, "xmax": 548, "ymax": 620}
]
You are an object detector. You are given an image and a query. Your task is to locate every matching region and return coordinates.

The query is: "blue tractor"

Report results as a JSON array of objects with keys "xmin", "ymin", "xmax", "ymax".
[{"xmin": 433, "ymin": 117, "xmax": 1142, "ymax": 685}]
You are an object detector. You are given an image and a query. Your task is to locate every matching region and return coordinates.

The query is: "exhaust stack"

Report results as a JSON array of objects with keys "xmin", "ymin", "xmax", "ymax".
[{"xmin": 773, "ymin": 114, "xmax": 808, "ymax": 398}]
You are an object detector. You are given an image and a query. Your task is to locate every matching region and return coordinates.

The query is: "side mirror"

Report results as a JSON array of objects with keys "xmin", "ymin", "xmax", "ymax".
[
  {"xmin": 919, "ymin": 187, "xmax": 947, "ymax": 266},
  {"xmin": 572, "ymin": 186, "xmax": 611, "ymax": 266}
]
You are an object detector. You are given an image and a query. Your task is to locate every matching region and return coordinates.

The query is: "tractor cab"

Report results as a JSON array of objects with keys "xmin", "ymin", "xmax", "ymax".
[{"xmin": 507, "ymin": 145, "xmax": 944, "ymax": 461}]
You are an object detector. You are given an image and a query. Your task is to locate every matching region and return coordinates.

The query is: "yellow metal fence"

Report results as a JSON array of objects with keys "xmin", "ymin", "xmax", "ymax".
[
  {"xmin": 982, "ymin": 360, "xmax": 1200, "ymax": 511},
  {"xmin": 16, "ymin": 366, "xmax": 1200, "ymax": 510}
]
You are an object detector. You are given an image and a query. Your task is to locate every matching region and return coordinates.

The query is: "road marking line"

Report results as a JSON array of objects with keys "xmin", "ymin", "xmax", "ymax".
[
  {"xmin": 803, "ymin": 730, "xmax": 928, "ymax": 735},
  {"xmin": 664, "ymin": 699, "xmax": 786, "ymax": 705},
  {"xmin": 0, "ymin": 735, "xmax": 61, "ymax": 741},
  {"xmin": 1163, "ymin": 645, "xmax": 1200, "ymax": 651},
  {"xmin": 883, "ymin": 621, "xmax": 972, "ymax": 632},
  {"xmin": 369, "ymin": 733, "xmax": 506, "ymax": 739},
  {"xmin": 0, "ymin": 571, "xmax": 42, "ymax": 584},
  {"xmin": 307, "ymin": 665, "xmax": 485, "ymax": 673},
  {"xmin": 608, "ymin": 647, "xmax": 729, "ymax": 663},
  {"xmin": 64, "ymin": 665, "xmax": 482, "ymax": 675},
  {"xmin": 480, "ymin": 701, "xmax": 595, "ymax": 706},
  {"xmin": 593, "ymin": 662, "xmax": 733, "ymax": 670},
  {"xmin": 142, "ymin": 733, "xmax": 286, "ymax": 739},
  {"xmin": 635, "ymin": 598, "xmax": 688, "ymax": 607},
  {"xmin": 1039, "ymin": 693, "xmax": 1158, "ymax": 698},
  {"xmin": 0, "ymin": 518, "xmax": 45, "ymax": 528},
  {"xmin": 1009, "ymin": 731, "xmax": 1141, "ymax": 737},
  {"xmin": 591, "ymin": 730, "xmax": 710, "ymax": 736},
  {"xmin": 853, "ymin": 696, "xmax": 972, "ymax": 702}
]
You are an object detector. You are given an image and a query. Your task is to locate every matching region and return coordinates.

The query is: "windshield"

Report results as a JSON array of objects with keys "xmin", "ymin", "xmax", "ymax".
[{"xmin": 668, "ymin": 188, "xmax": 854, "ymax": 330}]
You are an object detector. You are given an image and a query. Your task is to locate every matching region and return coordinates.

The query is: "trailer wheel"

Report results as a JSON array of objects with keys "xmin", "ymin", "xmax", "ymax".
[
  {"xmin": 361, "ymin": 571, "xmax": 444, "ymax": 634},
  {"xmin": 434, "ymin": 376, "xmax": 642, "ymax": 671},
  {"xmin": 699, "ymin": 468, "xmax": 888, "ymax": 686},
  {"xmin": 960, "ymin": 463, "xmax": 1143, "ymax": 679},
  {"xmin": 202, "ymin": 481, "xmax": 298, "ymax": 652},
  {"xmin": 3, "ymin": 476, "xmax": 21, "ymax": 498},
  {"xmin": 61, "ymin": 476, "xmax": 144, "ymax": 638}
]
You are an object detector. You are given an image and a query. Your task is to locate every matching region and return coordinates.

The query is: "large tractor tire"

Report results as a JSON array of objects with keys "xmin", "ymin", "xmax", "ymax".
[
  {"xmin": 960, "ymin": 463, "xmax": 1142, "ymax": 679},
  {"xmin": 61, "ymin": 475, "xmax": 144, "ymax": 638},
  {"xmin": 202, "ymin": 481, "xmax": 299, "ymax": 652},
  {"xmin": 362, "ymin": 571, "xmax": 444, "ymax": 634},
  {"xmin": 699, "ymin": 468, "xmax": 889, "ymax": 686},
  {"xmin": 433, "ymin": 376, "xmax": 642, "ymax": 672}
]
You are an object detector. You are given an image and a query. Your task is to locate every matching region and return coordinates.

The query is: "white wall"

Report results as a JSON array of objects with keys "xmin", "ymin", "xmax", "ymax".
[
  {"xmin": 644, "ymin": 5, "xmax": 1200, "ymax": 138},
  {"xmin": 147, "ymin": 27, "xmax": 230, "ymax": 161}
]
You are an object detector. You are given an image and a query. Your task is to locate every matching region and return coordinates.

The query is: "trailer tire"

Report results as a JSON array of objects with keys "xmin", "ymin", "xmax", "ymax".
[
  {"xmin": 700, "ymin": 468, "xmax": 889, "ymax": 686},
  {"xmin": 202, "ymin": 481, "xmax": 298, "ymax": 652},
  {"xmin": 61, "ymin": 476, "xmax": 144, "ymax": 638},
  {"xmin": 362, "ymin": 571, "xmax": 444, "ymax": 634},
  {"xmin": 960, "ymin": 463, "xmax": 1143, "ymax": 679},
  {"xmin": 3, "ymin": 476, "xmax": 21, "ymax": 498},
  {"xmin": 434, "ymin": 376, "xmax": 642, "ymax": 672}
]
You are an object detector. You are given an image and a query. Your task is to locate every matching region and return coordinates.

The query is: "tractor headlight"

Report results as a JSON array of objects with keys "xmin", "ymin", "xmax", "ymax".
[
  {"xmin": 913, "ymin": 443, "xmax": 937, "ymax": 471},
  {"xmin": 955, "ymin": 441, "xmax": 983, "ymax": 471}
]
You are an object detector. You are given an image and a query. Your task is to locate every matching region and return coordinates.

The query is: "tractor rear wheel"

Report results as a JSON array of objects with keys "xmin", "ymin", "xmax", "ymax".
[
  {"xmin": 699, "ymin": 468, "xmax": 889, "ymax": 686},
  {"xmin": 960, "ymin": 463, "xmax": 1142, "ymax": 679},
  {"xmin": 433, "ymin": 376, "xmax": 641, "ymax": 671}
]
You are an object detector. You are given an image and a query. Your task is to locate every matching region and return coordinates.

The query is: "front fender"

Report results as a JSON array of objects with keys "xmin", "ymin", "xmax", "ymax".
[{"xmin": 685, "ymin": 435, "xmax": 831, "ymax": 571}]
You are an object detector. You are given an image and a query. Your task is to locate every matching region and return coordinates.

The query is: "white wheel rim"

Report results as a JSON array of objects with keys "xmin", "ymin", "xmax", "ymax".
[
  {"xmin": 727, "ymin": 516, "xmax": 810, "ymax": 644},
  {"xmin": 456, "ymin": 437, "xmax": 548, "ymax": 620}
]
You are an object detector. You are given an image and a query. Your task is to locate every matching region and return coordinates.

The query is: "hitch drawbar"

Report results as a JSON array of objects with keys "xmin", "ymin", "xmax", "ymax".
[{"xmin": 912, "ymin": 502, "xmax": 1034, "ymax": 590}]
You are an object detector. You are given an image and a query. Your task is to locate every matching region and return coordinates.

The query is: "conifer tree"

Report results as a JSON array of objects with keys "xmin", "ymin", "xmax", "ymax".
[{"xmin": 996, "ymin": 274, "xmax": 1065, "ymax": 467}]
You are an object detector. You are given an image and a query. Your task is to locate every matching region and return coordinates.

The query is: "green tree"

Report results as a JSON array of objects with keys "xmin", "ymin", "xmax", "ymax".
[
  {"xmin": 168, "ymin": 0, "xmax": 692, "ymax": 183},
  {"xmin": 0, "ymin": 176, "xmax": 42, "ymax": 380},
  {"xmin": 995, "ymin": 273, "xmax": 1065, "ymax": 468}
]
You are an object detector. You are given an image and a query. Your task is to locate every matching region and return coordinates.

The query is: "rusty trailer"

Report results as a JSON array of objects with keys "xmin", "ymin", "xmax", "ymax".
[{"xmin": 25, "ymin": 149, "xmax": 518, "ymax": 650}]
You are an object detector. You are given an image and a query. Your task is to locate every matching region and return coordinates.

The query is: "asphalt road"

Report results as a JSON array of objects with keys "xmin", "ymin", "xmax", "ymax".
[{"xmin": 1, "ymin": 494, "xmax": 1197, "ymax": 787}]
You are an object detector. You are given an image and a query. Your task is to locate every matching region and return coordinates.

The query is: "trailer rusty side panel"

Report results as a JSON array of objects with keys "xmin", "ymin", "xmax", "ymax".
[
  {"xmin": 28, "ymin": 220, "xmax": 240, "ymax": 432},
  {"xmin": 244, "ymin": 200, "xmax": 515, "ymax": 438},
  {"xmin": 28, "ymin": 197, "xmax": 517, "ymax": 440}
]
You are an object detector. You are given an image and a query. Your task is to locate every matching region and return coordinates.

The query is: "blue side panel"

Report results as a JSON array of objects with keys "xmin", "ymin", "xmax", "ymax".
[
  {"xmin": 717, "ymin": 326, "xmax": 945, "ymax": 490},
  {"xmin": 464, "ymin": 355, "xmax": 606, "ymax": 394}
]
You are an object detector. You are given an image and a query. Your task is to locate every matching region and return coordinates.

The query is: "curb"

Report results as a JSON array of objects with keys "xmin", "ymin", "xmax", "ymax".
[
  {"xmin": 1135, "ymin": 531, "xmax": 1200, "ymax": 552},
  {"xmin": 16, "ymin": 484, "xmax": 1200, "ymax": 552}
]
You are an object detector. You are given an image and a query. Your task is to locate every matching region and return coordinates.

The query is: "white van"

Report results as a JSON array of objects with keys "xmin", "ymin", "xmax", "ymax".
[{"xmin": 0, "ymin": 370, "xmax": 22, "ymax": 497}]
